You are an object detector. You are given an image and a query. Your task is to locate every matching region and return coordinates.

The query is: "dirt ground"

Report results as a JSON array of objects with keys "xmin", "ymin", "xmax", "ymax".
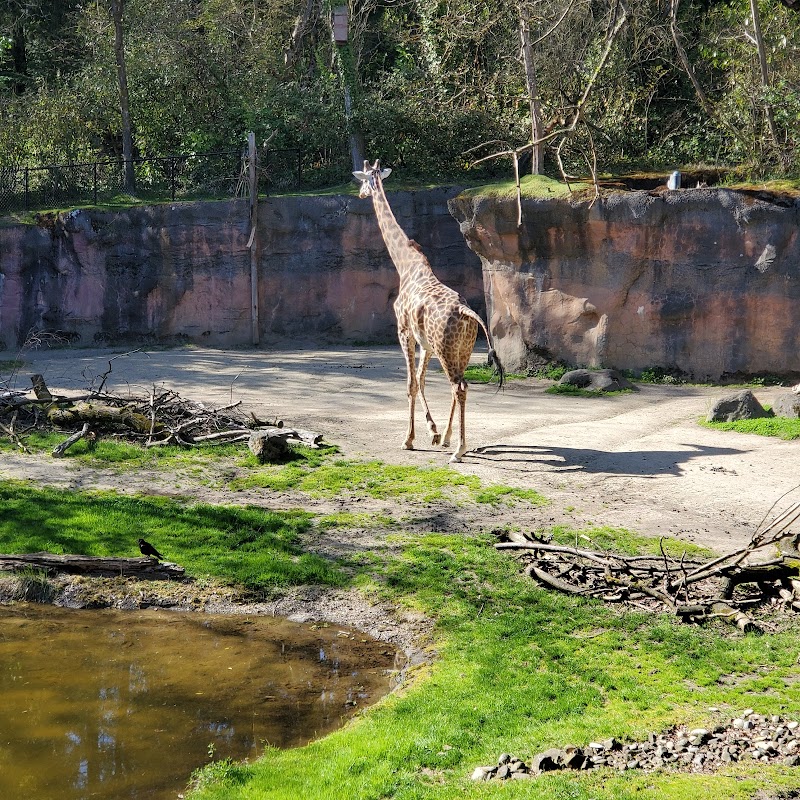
[{"xmin": 3, "ymin": 344, "xmax": 799, "ymax": 557}]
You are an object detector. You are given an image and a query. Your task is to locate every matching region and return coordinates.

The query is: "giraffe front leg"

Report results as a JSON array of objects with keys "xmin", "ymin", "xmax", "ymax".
[
  {"xmin": 399, "ymin": 332, "xmax": 417, "ymax": 450},
  {"xmin": 416, "ymin": 348, "xmax": 441, "ymax": 445}
]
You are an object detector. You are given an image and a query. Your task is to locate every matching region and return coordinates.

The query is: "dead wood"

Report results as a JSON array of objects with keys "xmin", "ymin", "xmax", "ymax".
[
  {"xmin": 0, "ymin": 552, "xmax": 185, "ymax": 580},
  {"xmin": 1, "ymin": 371, "xmax": 318, "ymax": 458},
  {"xmin": 48, "ymin": 400, "xmax": 155, "ymax": 433},
  {"xmin": 52, "ymin": 422, "xmax": 93, "ymax": 457},
  {"xmin": 497, "ymin": 491, "xmax": 800, "ymax": 630},
  {"xmin": 30, "ymin": 373, "xmax": 53, "ymax": 401}
]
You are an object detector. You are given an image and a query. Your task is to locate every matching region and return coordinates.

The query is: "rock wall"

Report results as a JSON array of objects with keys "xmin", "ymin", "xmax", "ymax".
[
  {"xmin": 449, "ymin": 188, "xmax": 800, "ymax": 380},
  {"xmin": 0, "ymin": 189, "xmax": 483, "ymax": 351}
]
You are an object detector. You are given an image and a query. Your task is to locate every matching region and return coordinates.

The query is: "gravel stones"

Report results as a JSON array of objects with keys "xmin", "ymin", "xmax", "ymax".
[{"xmin": 470, "ymin": 711, "xmax": 800, "ymax": 781}]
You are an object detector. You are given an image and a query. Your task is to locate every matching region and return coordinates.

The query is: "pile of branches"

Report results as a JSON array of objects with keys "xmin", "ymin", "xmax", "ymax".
[
  {"xmin": 497, "ymin": 496, "xmax": 800, "ymax": 633},
  {"xmin": 0, "ymin": 362, "xmax": 321, "ymax": 457}
]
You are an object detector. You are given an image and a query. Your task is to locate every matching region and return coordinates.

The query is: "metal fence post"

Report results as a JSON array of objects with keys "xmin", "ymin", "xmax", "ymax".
[
  {"xmin": 24, "ymin": 167, "xmax": 29, "ymax": 210},
  {"xmin": 297, "ymin": 149, "xmax": 302, "ymax": 188},
  {"xmin": 93, "ymin": 162, "xmax": 98, "ymax": 205}
]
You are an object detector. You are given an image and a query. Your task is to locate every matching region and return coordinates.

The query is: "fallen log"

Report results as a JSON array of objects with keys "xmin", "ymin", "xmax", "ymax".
[
  {"xmin": 48, "ymin": 400, "xmax": 156, "ymax": 433},
  {"xmin": 0, "ymin": 552, "xmax": 185, "ymax": 580}
]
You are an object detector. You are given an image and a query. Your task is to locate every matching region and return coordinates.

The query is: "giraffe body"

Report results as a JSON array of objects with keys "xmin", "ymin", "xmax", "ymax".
[{"xmin": 353, "ymin": 160, "xmax": 504, "ymax": 462}]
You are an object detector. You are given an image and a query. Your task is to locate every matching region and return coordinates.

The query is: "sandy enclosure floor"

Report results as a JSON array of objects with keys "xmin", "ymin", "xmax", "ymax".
[{"xmin": 3, "ymin": 344, "xmax": 798, "ymax": 558}]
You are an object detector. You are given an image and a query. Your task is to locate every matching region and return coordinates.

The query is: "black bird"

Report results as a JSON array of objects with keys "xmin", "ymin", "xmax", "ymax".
[{"xmin": 138, "ymin": 538, "xmax": 164, "ymax": 561}]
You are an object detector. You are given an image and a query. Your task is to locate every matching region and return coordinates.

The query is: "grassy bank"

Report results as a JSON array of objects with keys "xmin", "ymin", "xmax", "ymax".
[{"xmin": 2, "ymin": 474, "xmax": 800, "ymax": 799}]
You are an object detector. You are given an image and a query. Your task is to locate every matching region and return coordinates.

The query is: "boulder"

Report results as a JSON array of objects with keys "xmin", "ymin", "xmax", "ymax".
[
  {"xmin": 531, "ymin": 748, "xmax": 566, "ymax": 773},
  {"xmin": 706, "ymin": 390, "xmax": 770, "ymax": 422},
  {"xmin": 772, "ymin": 392, "xmax": 800, "ymax": 419},
  {"xmin": 559, "ymin": 368, "xmax": 635, "ymax": 392}
]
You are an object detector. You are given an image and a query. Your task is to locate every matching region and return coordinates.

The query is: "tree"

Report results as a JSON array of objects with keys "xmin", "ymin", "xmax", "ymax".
[{"xmin": 109, "ymin": 0, "xmax": 135, "ymax": 192}]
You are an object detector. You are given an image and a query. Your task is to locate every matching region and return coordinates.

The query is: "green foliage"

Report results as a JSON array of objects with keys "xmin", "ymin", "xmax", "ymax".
[
  {"xmin": 637, "ymin": 366, "xmax": 686, "ymax": 385},
  {"xmin": 5, "ymin": 0, "xmax": 799, "ymax": 196},
  {"xmin": 529, "ymin": 362, "xmax": 571, "ymax": 381}
]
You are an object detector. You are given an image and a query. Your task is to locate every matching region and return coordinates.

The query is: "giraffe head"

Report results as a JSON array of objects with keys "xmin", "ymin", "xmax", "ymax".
[{"xmin": 353, "ymin": 159, "xmax": 392, "ymax": 199}]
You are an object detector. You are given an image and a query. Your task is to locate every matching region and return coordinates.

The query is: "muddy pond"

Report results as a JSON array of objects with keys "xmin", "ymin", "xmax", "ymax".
[{"xmin": 0, "ymin": 603, "xmax": 398, "ymax": 799}]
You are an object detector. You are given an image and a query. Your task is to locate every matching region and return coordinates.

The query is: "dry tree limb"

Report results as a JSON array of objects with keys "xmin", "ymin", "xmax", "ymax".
[
  {"xmin": 52, "ymin": 423, "xmax": 92, "ymax": 457},
  {"xmin": 0, "ymin": 411, "xmax": 30, "ymax": 454}
]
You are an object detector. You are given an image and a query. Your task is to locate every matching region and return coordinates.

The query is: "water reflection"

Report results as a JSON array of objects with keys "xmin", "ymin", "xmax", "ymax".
[{"xmin": 0, "ymin": 604, "xmax": 397, "ymax": 800}]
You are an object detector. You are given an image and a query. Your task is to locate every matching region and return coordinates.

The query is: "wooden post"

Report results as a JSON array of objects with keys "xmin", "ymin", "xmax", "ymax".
[{"xmin": 248, "ymin": 132, "xmax": 260, "ymax": 346}]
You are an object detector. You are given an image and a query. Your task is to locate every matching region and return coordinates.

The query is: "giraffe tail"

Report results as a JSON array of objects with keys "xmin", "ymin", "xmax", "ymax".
[
  {"xmin": 461, "ymin": 306, "xmax": 505, "ymax": 391},
  {"xmin": 487, "ymin": 346, "xmax": 505, "ymax": 391}
]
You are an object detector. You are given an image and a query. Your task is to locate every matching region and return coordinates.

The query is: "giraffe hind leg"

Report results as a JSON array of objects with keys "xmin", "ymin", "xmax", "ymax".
[
  {"xmin": 447, "ymin": 380, "xmax": 468, "ymax": 462},
  {"xmin": 416, "ymin": 347, "xmax": 441, "ymax": 445}
]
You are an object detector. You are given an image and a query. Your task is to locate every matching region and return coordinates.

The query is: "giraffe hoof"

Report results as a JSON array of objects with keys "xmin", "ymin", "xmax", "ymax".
[
  {"xmin": 449, "ymin": 453, "xmax": 462, "ymax": 463},
  {"xmin": 403, "ymin": 441, "xmax": 414, "ymax": 451},
  {"xmin": 431, "ymin": 434, "xmax": 441, "ymax": 446}
]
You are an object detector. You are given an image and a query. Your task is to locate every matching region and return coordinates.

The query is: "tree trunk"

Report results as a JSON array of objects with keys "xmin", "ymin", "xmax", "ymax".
[
  {"xmin": 749, "ymin": 0, "xmax": 785, "ymax": 165},
  {"xmin": 10, "ymin": 20, "xmax": 28, "ymax": 96},
  {"xmin": 519, "ymin": 14, "xmax": 543, "ymax": 175},
  {"xmin": 110, "ymin": 0, "xmax": 136, "ymax": 193}
]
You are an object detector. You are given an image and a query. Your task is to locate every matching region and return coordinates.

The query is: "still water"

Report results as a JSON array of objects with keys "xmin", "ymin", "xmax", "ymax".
[{"xmin": 0, "ymin": 603, "xmax": 397, "ymax": 800}]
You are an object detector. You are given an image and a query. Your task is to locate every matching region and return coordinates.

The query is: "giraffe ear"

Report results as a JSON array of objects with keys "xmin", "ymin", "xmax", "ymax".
[
  {"xmin": 380, "ymin": 168, "xmax": 392, "ymax": 180},
  {"xmin": 352, "ymin": 171, "xmax": 370, "ymax": 182}
]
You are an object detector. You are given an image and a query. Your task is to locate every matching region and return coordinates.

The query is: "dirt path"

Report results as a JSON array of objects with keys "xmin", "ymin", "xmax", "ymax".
[{"xmin": 3, "ymin": 345, "xmax": 798, "ymax": 557}]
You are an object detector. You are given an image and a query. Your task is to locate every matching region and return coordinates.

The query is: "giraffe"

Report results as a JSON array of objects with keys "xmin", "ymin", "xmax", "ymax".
[{"xmin": 353, "ymin": 159, "xmax": 504, "ymax": 463}]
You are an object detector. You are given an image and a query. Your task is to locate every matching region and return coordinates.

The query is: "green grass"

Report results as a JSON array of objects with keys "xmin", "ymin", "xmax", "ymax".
[
  {"xmin": 462, "ymin": 364, "xmax": 525, "ymax": 384},
  {"xmin": 545, "ymin": 383, "xmax": 633, "ymax": 398},
  {"xmin": 232, "ymin": 458, "xmax": 547, "ymax": 506},
  {"xmin": 190, "ymin": 530, "xmax": 800, "ymax": 800},
  {"xmin": 0, "ymin": 480, "xmax": 343, "ymax": 592},
  {"xmin": 458, "ymin": 174, "xmax": 591, "ymax": 199},
  {"xmin": 701, "ymin": 415, "xmax": 800, "ymax": 440},
  {"xmin": 3, "ymin": 477, "xmax": 800, "ymax": 799},
  {"xmin": 549, "ymin": 524, "xmax": 714, "ymax": 560}
]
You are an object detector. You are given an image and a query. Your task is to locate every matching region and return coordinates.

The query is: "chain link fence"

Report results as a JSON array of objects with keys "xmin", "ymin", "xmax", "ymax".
[{"xmin": 0, "ymin": 145, "xmax": 349, "ymax": 216}]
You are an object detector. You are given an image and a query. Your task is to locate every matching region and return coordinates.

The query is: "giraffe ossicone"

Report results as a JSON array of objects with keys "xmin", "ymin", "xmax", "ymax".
[{"xmin": 353, "ymin": 159, "xmax": 504, "ymax": 463}]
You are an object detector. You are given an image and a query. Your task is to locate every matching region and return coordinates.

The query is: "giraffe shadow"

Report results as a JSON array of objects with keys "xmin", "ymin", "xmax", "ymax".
[{"xmin": 463, "ymin": 442, "xmax": 746, "ymax": 478}]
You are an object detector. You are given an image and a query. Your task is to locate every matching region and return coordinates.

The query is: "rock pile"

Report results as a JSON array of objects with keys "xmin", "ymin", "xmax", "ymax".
[{"xmin": 471, "ymin": 710, "xmax": 800, "ymax": 782}]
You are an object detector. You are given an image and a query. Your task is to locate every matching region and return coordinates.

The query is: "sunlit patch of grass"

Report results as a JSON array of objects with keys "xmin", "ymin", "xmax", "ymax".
[
  {"xmin": 233, "ymin": 458, "xmax": 548, "ymax": 508},
  {"xmin": 315, "ymin": 512, "xmax": 396, "ymax": 529},
  {"xmin": 0, "ymin": 480, "xmax": 344, "ymax": 592},
  {"xmin": 546, "ymin": 383, "xmax": 633, "ymax": 397},
  {"xmin": 458, "ymin": 174, "xmax": 589, "ymax": 199},
  {"xmin": 473, "ymin": 485, "xmax": 546, "ymax": 506},
  {"xmin": 700, "ymin": 415, "xmax": 800, "ymax": 440},
  {"xmin": 550, "ymin": 524, "xmax": 714, "ymax": 560},
  {"xmin": 462, "ymin": 364, "xmax": 525, "ymax": 384}
]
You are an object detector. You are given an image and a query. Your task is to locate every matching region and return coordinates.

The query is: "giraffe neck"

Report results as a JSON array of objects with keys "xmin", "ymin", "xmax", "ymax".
[{"xmin": 370, "ymin": 180, "xmax": 432, "ymax": 282}]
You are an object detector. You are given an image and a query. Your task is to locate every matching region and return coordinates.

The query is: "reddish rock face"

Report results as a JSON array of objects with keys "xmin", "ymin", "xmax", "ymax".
[
  {"xmin": 0, "ymin": 190, "xmax": 483, "ymax": 351},
  {"xmin": 449, "ymin": 188, "xmax": 800, "ymax": 380}
]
